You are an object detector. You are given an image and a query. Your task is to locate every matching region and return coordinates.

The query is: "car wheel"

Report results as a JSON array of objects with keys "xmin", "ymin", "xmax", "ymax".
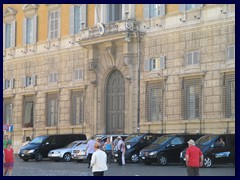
[
  {"xmin": 203, "ymin": 156, "xmax": 212, "ymax": 168},
  {"xmin": 35, "ymin": 153, "xmax": 43, "ymax": 161},
  {"xmin": 63, "ymin": 153, "xmax": 71, "ymax": 162},
  {"xmin": 131, "ymin": 153, "xmax": 139, "ymax": 163},
  {"xmin": 158, "ymin": 155, "xmax": 167, "ymax": 166}
]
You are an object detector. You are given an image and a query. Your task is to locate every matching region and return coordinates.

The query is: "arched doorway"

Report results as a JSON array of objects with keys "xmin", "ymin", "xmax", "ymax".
[{"xmin": 106, "ymin": 70, "xmax": 125, "ymax": 134}]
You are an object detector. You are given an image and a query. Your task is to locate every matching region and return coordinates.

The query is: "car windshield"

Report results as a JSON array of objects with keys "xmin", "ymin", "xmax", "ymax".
[
  {"xmin": 65, "ymin": 141, "xmax": 79, "ymax": 148},
  {"xmin": 29, "ymin": 136, "xmax": 48, "ymax": 144},
  {"xmin": 153, "ymin": 135, "xmax": 172, "ymax": 145},
  {"xmin": 125, "ymin": 134, "xmax": 142, "ymax": 142},
  {"xmin": 196, "ymin": 135, "xmax": 217, "ymax": 146}
]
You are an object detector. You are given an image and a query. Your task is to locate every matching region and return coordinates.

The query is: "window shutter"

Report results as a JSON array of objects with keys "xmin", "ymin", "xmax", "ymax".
[
  {"xmin": 32, "ymin": 75, "xmax": 36, "ymax": 86},
  {"xmin": 48, "ymin": 12, "xmax": 51, "ymax": 39},
  {"xmin": 228, "ymin": 46, "xmax": 235, "ymax": 60},
  {"xmin": 22, "ymin": 76, "xmax": 26, "ymax": 87},
  {"xmin": 81, "ymin": 4, "xmax": 87, "ymax": 29},
  {"xmin": 196, "ymin": 4, "xmax": 203, "ymax": 8},
  {"xmin": 143, "ymin": 4, "xmax": 150, "ymax": 19},
  {"xmin": 193, "ymin": 52, "xmax": 199, "ymax": 64},
  {"xmin": 144, "ymin": 58, "xmax": 151, "ymax": 71},
  {"xmin": 3, "ymin": 23, "xmax": 5, "ymax": 50},
  {"xmin": 159, "ymin": 4, "xmax": 166, "ymax": 16},
  {"xmin": 22, "ymin": 18, "xmax": 27, "ymax": 45},
  {"xmin": 32, "ymin": 15, "xmax": 37, "ymax": 44},
  {"xmin": 179, "ymin": 4, "xmax": 186, "ymax": 12},
  {"xmin": 70, "ymin": 6, "xmax": 74, "ymax": 35},
  {"xmin": 160, "ymin": 56, "xmax": 166, "ymax": 69},
  {"xmin": 11, "ymin": 21, "xmax": 16, "ymax": 48},
  {"xmin": 3, "ymin": 79, "xmax": 5, "ymax": 90},
  {"xmin": 10, "ymin": 78, "xmax": 14, "ymax": 89},
  {"xmin": 57, "ymin": 11, "xmax": 60, "ymax": 38}
]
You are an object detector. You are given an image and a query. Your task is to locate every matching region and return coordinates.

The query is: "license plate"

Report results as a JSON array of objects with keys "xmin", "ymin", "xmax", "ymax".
[{"xmin": 142, "ymin": 157, "xmax": 145, "ymax": 159}]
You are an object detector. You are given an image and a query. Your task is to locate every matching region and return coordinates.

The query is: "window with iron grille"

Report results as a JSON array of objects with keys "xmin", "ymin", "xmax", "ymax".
[
  {"xmin": 146, "ymin": 82, "xmax": 164, "ymax": 121},
  {"xmin": 181, "ymin": 78, "xmax": 202, "ymax": 120},
  {"xmin": 46, "ymin": 93, "xmax": 58, "ymax": 126},
  {"xmin": 23, "ymin": 96, "xmax": 34, "ymax": 128},
  {"xmin": 4, "ymin": 99, "xmax": 13, "ymax": 125},
  {"xmin": 71, "ymin": 91, "xmax": 84, "ymax": 125},
  {"xmin": 223, "ymin": 74, "xmax": 235, "ymax": 118}
]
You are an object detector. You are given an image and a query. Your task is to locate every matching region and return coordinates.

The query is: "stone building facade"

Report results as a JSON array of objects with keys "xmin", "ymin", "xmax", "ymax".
[{"xmin": 3, "ymin": 4, "xmax": 235, "ymax": 151}]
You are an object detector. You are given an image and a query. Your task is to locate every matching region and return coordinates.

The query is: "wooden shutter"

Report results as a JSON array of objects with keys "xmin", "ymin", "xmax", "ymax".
[
  {"xmin": 32, "ymin": 75, "xmax": 36, "ymax": 86},
  {"xmin": 3, "ymin": 23, "xmax": 5, "ymax": 50},
  {"xmin": 22, "ymin": 76, "xmax": 26, "ymax": 87},
  {"xmin": 3, "ymin": 79, "xmax": 5, "ymax": 90},
  {"xmin": 32, "ymin": 15, "xmax": 37, "ymax": 44},
  {"xmin": 10, "ymin": 78, "xmax": 14, "ymax": 89},
  {"xmin": 160, "ymin": 56, "xmax": 165, "ymax": 69},
  {"xmin": 179, "ymin": 4, "xmax": 186, "ymax": 12},
  {"xmin": 193, "ymin": 52, "xmax": 199, "ymax": 64},
  {"xmin": 11, "ymin": 21, "xmax": 16, "ymax": 48},
  {"xmin": 159, "ymin": 4, "xmax": 165, "ymax": 16},
  {"xmin": 81, "ymin": 4, "xmax": 87, "ymax": 29},
  {"xmin": 69, "ymin": 5, "xmax": 74, "ymax": 35},
  {"xmin": 144, "ymin": 58, "xmax": 151, "ymax": 71},
  {"xmin": 48, "ymin": 12, "xmax": 51, "ymax": 39},
  {"xmin": 22, "ymin": 18, "xmax": 27, "ymax": 45},
  {"xmin": 228, "ymin": 46, "xmax": 235, "ymax": 61},
  {"xmin": 57, "ymin": 11, "xmax": 60, "ymax": 38},
  {"xmin": 143, "ymin": 4, "xmax": 150, "ymax": 19}
]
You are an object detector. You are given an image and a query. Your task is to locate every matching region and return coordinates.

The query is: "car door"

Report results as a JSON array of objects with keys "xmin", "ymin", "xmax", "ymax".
[
  {"xmin": 41, "ymin": 136, "xmax": 57, "ymax": 158},
  {"xmin": 166, "ymin": 136, "xmax": 185, "ymax": 163}
]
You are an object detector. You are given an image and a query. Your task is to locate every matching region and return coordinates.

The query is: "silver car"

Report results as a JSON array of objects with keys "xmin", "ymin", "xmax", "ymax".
[{"xmin": 48, "ymin": 140, "xmax": 84, "ymax": 162}]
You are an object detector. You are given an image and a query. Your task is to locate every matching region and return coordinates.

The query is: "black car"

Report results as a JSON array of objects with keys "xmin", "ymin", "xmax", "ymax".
[
  {"xmin": 18, "ymin": 134, "xmax": 87, "ymax": 161},
  {"xmin": 179, "ymin": 134, "xmax": 235, "ymax": 168},
  {"xmin": 114, "ymin": 133, "xmax": 164, "ymax": 163},
  {"xmin": 139, "ymin": 134, "xmax": 203, "ymax": 166}
]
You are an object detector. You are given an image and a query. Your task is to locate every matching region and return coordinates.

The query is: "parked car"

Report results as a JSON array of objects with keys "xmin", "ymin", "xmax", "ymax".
[
  {"xmin": 139, "ymin": 134, "xmax": 203, "ymax": 166},
  {"xmin": 179, "ymin": 134, "xmax": 235, "ymax": 168},
  {"xmin": 18, "ymin": 134, "xmax": 87, "ymax": 161},
  {"xmin": 71, "ymin": 134, "xmax": 128, "ymax": 162},
  {"xmin": 113, "ymin": 133, "xmax": 164, "ymax": 163},
  {"xmin": 48, "ymin": 140, "xmax": 84, "ymax": 162}
]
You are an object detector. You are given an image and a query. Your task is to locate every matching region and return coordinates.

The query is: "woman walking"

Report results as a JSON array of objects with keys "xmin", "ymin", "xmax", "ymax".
[
  {"xmin": 103, "ymin": 137, "xmax": 113, "ymax": 166},
  {"xmin": 3, "ymin": 142, "xmax": 14, "ymax": 176}
]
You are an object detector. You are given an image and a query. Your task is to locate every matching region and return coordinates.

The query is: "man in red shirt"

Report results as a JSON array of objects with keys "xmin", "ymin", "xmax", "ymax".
[{"xmin": 185, "ymin": 139, "xmax": 203, "ymax": 176}]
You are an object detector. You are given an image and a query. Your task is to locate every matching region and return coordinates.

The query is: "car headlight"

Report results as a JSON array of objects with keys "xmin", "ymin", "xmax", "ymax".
[
  {"xmin": 28, "ymin": 149, "xmax": 35, "ymax": 153},
  {"xmin": 149, "ymin": 151, "xmax": 157, "ymax": 156},
  {"xmin": 126, "ymin": 145, "xmax": 131, "ymax": 149}
]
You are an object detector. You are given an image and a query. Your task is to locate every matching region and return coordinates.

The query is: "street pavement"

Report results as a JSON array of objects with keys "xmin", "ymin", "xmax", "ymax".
[{"xmin": 10, "ymin": 155, "xmax": 235, "ymax": 176}]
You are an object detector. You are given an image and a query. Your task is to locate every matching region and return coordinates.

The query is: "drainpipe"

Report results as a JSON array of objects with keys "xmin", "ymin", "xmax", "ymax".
[{"xmin": 137, "ymin": 31, "xmax": 141, "ymax": 133}]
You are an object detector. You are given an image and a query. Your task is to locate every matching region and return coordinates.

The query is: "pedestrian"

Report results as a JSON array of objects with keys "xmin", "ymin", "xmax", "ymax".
[
  {"xmin": 116, "ymin": 136, "xmax": 125, "ymax": 166},
  {"xmin": 103, "ymin": 137, "xmax": 113, "ymax": 166},
  {"xmin": 90, "ymin": 142, "xmax": 108, "ymax": 176},
  {"xmin": 185, "ymin": 139, "xmax": 203, "ymax": 176},
  {"xmin": 86, "ymin": 136, "xmax": 95, "ymax": 168},
  {"xmin": 3, "ymin": 135, "xmax": 12, "ymax": 149},
  {"xmin": 3, "ymin": 142, "xmax": 14, "ymax": 176}
]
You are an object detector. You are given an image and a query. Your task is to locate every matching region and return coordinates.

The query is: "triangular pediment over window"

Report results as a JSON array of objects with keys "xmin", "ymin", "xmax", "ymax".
[{"xmin": 3, "ymin": 7, "xmax": 17, "ymax": 17}]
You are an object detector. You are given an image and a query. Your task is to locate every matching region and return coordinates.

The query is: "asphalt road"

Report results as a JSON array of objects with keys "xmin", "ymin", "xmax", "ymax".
[{"xmin": 9, "ymin": 155, "xmax": 235, "ymax": 176}]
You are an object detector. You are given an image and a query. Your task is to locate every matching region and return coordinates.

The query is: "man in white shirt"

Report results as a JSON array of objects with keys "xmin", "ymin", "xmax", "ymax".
[
  {"xmin": 91, "ymin": 142, "xmax": 108, "ymax": 176},
  {"xmin": 116, "ymin": 136, "xmax": 125, "ymax": 165}
]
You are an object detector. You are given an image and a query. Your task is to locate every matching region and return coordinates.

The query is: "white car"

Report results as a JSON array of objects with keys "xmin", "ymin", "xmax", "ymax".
[{"xmin": 48, "ymin": 140, "xmax": 84, "ymax": 162}]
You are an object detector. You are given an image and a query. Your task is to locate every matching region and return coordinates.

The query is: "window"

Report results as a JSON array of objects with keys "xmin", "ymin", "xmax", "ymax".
[
  {"xmin": 181, "ymin": 78, "xmax": 202, "ymax": 120},
  {"xmin": 171, "ymin": 137, "xmax": 183, "ymax": 145},
  {"xmin": 179, "ymin": 4, "xmax": 203, "ymax": 12},
  {"xmin": 228, "ymin": 45, "xmax": 235, "ymax": 61},
  {"xmin": 23, "ymin": 75, "xmax": 36, "ymax": 87},
  {"xmin": 4, "ymin": 99, "xmax": 13, "ymax": 125},
  {"xmin": 5, "ymin": 23, "xmax": 12, "ymax": 48},
  {"xmin": 223, "ymin": 74, "xmax": 235, "ymax": 118},
  {"xmin": 3, "ymin": 79, "xmax": 14, "ymax": 90},
  {"xmin": 74, "ymin": 69, "xmax": 84, "ymax": 80},
  {"xmin": 23, "ymin": 15, "xmax": 37, "ymax": 45},
  {"xmin": 70, "ymin": 5, "xmax": 87, "ymax": 35},
  {"xmin": 146, "ymin": 82, "xmax": 164, "ymax": 121},
  {"xmin": 186, "ymin": 51, "xmax": 199, "ymax": 66},
  {"xmin": 107, "ymin": 4, "xmax": 122, "ymax": 23},
  {"xmin": 71, "ymin": 91, "xmax": 84, "ymax": 125},
  {"xmin": 144, "ymin": 4, "xmax": 165, "ymax": 19},
  {"xmin": 48, "ymin": 10, "xmax": 59, "ymax": 39},
  {"xmin": 46, "ymin": 94, "xmax": 58, "ymax": 126},
  {"xmin": 48, "ymin": 73, "xmax": 58, "ymax": 83},
  {"xmin": 23, "ymin": 96, "xmax": 34, "ymax": 128},
  {"xmin": 144, "ymin": 56, "xmax": 165, "ymax": 71}
]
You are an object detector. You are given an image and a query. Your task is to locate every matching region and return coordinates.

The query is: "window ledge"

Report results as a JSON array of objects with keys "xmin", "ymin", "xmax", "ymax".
[{"xmin": 179, "ymin": 71, "xmax": 206, "ymax": 78}]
